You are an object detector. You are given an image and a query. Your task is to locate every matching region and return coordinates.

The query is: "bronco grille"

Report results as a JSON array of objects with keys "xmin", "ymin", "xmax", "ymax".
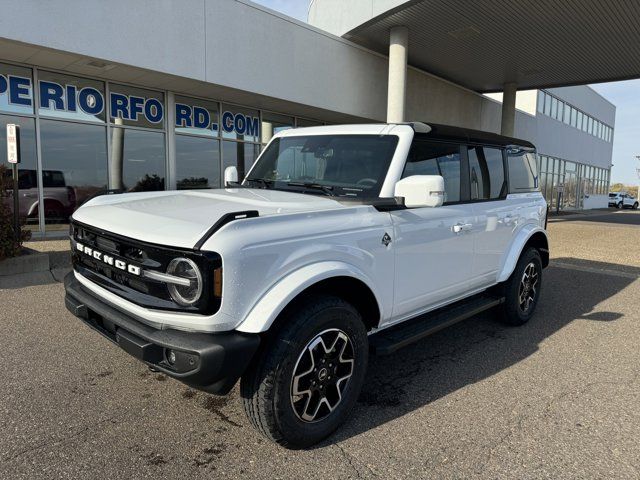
[{"xmin": 70, "ymin": 221, "xmax": 221, "ymax": 314}]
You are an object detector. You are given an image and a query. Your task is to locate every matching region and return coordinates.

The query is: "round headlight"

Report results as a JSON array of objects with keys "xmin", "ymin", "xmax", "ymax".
[{"xmin": 166, "ymin": 258, "xmax": 202, "ymax": 306}]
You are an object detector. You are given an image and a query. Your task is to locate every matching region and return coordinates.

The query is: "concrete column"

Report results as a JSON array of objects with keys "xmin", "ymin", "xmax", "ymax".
[
  {"xmin": 387, "ymin": 26, "xmax": 409, "ymax": 123},
  {"xmin": 110, "ymin": 117, "xmax": 124, "ymax": 190},
  {"xmin": 501, "ymin": 82, "xmax": 517, "ymax": 137}
]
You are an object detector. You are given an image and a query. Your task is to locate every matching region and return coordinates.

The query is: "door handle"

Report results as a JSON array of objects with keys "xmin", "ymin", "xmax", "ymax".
[{"xmin": 452, "ymin": 223, "xmax": 472, "ymax": 234}]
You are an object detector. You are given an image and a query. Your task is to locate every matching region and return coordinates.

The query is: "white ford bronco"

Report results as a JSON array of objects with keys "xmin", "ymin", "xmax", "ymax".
[{"xmin": 64, "ymin": 122, "xmax": 549, "ymax": 448}]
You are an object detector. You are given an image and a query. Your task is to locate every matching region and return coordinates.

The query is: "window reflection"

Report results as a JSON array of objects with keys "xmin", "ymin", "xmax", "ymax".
[
  {"xmin": 261, "ymin": 112, "xmax": 293, "ymax": 144},
  {"xmin": 109, "ymin": 127, "xmax": 165, "ymax": 192},
  {"xmin": 222, "ymin": 140, "xmax": 260, "ymax": 180},
  {"xmin": 0, "ymin": 115, "xmax": 38, "ymax": 233},
  {"xmin": 39, "ymin": 119, "xmax": 107, "ymax": 229},
  {"xmin": 175, "ymin": 135, "xmax": 221, "ymax": 190}
]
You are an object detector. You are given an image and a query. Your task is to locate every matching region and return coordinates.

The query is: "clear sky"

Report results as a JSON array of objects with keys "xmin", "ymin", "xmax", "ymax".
[
  {"xmin": 253, "ymin": 0, "xmax": 638, "ymax": 186},
  {"xmin": 253, "ymin": 0, "xmax": 308, "ymax": 21}
]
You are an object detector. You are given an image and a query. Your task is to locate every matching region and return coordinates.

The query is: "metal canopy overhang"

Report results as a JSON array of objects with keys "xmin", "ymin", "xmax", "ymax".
[{"xmin": 342, "ymin": 0, "xmax": 640, "ymax": 92}]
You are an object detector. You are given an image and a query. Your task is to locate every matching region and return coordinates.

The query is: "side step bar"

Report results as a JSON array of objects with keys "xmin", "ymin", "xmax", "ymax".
[{"xmin": 369, "ymin": 295, "xmax": 505, "ymax": 355}]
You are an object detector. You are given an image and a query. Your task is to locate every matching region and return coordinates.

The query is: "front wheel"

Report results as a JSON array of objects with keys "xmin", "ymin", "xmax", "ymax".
[
  {"xmin": 500, "ymin": 248, "xmax": 543, "ymax": 326},
  {"xmin": 240, "ymin": 295, "xmax": 368, "ymax": 448},
  {"xmin": 617, "ymin": 202, "xmax": 623, "ymax": 209}
]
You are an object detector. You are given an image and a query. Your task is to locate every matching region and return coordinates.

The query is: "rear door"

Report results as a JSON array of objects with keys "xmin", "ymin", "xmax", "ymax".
[
  {"xmin": 468, "ymin": 145, "xmax": 513, "ymax": 284},
  {"xmin": 390, "ymin": 141, "xmax": 475, "ymax": 320}
]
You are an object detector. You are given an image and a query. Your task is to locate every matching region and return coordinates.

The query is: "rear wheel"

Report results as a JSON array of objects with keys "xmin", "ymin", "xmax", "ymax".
[
  {"xmin": 633, "ymin": 202, "xmax": 638, "ymax": 210},
  {"xmin": 500, "ymin": 248, "xmax": 543, "ymax": 326},
  {"xmin": 240, "ymin": 295, "xmax": 368, "ymax": 448}
]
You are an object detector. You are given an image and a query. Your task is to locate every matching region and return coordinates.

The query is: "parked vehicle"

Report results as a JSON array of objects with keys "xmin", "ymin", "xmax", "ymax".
[
  {"xmin": 64, "ymin": 123, "xmax": 549, "ymax": 448},
  {"xmin": 2, "ymin": 168, "xmax": 76, "ymax": 220},
  {"xmin": 608, "ymin": 192, "xmax": 639, "ymax": 209}
]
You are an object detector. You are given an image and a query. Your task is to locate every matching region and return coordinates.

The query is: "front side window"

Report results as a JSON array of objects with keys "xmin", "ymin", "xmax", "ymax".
[
  {"xmin": 507, "ymin": 146, "xmax": 539, "ymax": 193},
  {"xmin": 468, "ymin": 146, "xmax": 506, "ymax": 200},
  {"xmin": 404, "ymin": 141, "xmax": 461, "ymax": 203},
  {"xmin": 248, "ymin": 135, "xmax": 399, "ymax": 198}
]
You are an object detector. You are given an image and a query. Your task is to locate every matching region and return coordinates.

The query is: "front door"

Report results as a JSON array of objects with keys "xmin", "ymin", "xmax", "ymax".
[
  {"xmin": 390, "ymin": 141, "xmax": 474, "ymax": 321},
  {"xmin": 390, "ymin": 206, "xmax": 475, "ymax": 320}
]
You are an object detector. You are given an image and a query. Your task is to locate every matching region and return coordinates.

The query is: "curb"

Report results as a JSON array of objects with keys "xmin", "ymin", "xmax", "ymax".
[
  {"xmin": 0, "ymin": 250, "xmax": 50, "ymax": 276},
  {"xmin": 0, "ymin": 249, "xmax": 71, "ymax": 289}
]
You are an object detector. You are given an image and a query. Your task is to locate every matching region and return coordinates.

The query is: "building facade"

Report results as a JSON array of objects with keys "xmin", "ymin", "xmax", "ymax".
[{"xmin": 0, "ymin": 0, "xmax": 616, "ymax": 237}]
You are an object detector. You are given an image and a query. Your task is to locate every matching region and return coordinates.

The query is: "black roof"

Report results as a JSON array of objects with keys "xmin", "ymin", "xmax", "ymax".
[{"xmin": 414, "ymin": 123, "xmax": 535, "ymax": 149}]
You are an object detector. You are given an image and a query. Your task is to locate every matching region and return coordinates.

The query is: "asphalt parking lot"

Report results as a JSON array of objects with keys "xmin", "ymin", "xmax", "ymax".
[{"xmin": 1, "ymin": 210, "xmax": 639, "ymax": 479}]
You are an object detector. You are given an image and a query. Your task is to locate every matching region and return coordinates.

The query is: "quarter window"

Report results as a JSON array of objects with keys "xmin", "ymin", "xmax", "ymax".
[
  {"xmin": 404, "ymin": 142, "xmax": 461, "ymax": 203},
  {"xmin": 468, "ymin": 146, "xmax": 506, "ymax": 200},
  {"xmin": 507, "ymin": 147, "xmax": 539, "ymax": 193}
]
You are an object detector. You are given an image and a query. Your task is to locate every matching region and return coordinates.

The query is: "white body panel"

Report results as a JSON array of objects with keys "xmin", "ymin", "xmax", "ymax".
[
  {"xmin": 388, "ymin": 205, "xmax": 475, "ymax": 322},
  {"xmin": 71, "ymin": 123, "xmax": 549, "ymax": 335}
]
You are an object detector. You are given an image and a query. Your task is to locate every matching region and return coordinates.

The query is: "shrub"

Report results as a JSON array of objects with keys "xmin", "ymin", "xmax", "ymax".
[{"xmin": 0, "ymin": 164, "xmax": 31, "ymax": 260}]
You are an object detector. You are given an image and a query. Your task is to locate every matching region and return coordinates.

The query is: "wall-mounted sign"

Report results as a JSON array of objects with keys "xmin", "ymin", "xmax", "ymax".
[
  {"xmin": 175, "ymin": 102, "xmax": 259, "ymax": 136},
  {"xmin": 0, "ymin": 74, "xmax": 32, "ymax": 107},
  {"xmin": 1, "ymin": 74, "xmax": 259, "ymax": 137}
]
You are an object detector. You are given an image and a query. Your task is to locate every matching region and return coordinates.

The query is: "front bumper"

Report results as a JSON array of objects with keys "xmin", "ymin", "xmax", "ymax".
[{"xmin": 64, "ymin": 272, "xmax": 260, "ymax": 394}]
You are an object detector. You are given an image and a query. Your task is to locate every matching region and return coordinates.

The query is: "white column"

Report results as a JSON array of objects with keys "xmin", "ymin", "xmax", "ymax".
[
  {"xmin": 501, "ymin": 82, "xmax": 517, "ymax": 137},
  {"xmin": 387, "ymin": 26, "xmax": 409, "ymax": 123},
  {"xmin": 110, "ymin": 117, "xmax": 124, "ymax": 190}
]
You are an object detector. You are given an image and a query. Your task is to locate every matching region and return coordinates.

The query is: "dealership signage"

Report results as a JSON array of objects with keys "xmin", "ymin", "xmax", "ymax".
[{"xmin": 0, "ymin": 74, "xmax": 259, "ymax": 136}]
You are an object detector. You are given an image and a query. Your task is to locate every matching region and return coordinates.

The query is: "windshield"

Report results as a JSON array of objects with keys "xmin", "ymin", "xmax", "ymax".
[{"xmin": 245, "ymin": 135, "xmax": 399, "ymax": 198}]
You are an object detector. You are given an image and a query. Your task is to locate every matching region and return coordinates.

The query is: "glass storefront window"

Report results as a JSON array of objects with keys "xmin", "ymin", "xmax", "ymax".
[
  {"xmin": 537, "ymin": 91, "xmax": 544, "ymax": 113},
  {"xmin": 221, "ymin": 104, "xmax": 260, "ymax": 142},
  {"xmin": 543, "ymin": 93, "xmax": 552, "ymax": 116},
  {"xmin": 175, "ymin": 95, "xmax": 219, "ymax": 138},
  {"xmin": 261, "ymin": 111, "xmax": 293, "ymax": 144},
  {"xmin": 109, "ymin": 127, "xmax": 165, "ymax": 192},
  {"xmin": 39, "ymin": 119, "xmax": 107, "ymax": 230},
  {"xmin": 0, "ymin": 63, "xmax": 34, "ymax": 115},
  {"xmin": 175, "ymin": 135, "xmax": 221, "ymax": 190},
  {"xmin": 222, "ymin": 140, "xmax": 260, "ymax": 179},
  {"xmin": 109, "ymin": 84, "xmax": 164, "ymax": 129},
  {"xmin": 0, "ymin": 115, "xmax": 39, "ymax": 233},
  {"xmin": 38, "ymin": 71, "xmax": 105, "ymax": 123},
  {"xmin": 551, "ymin": 97, "xmax": 558, "ymax": 119}
]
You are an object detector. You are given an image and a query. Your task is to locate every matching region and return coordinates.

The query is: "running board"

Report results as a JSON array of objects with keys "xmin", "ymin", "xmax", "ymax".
[{"xmin": 370, "ymin": 295, "xmax": 505, "ymax": 355}]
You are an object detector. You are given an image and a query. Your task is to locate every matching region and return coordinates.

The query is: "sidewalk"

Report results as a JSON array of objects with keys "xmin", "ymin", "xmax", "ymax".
[
  {"xmin": 547, "ymin": 207, "xmax": 614, "ymax": 221},
  {"xmin": 0, "ymin": 239, "xmax": 71, "ymax": 289}
]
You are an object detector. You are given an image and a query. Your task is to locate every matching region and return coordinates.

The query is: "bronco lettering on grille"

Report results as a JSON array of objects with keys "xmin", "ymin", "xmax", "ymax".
[{"xmin": 75, "ymin": 242, "xmax": 142, "ymax": 276}]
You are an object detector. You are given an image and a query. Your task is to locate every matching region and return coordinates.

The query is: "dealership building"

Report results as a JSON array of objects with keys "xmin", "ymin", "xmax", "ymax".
[{"xmin": 0, "ymin": 0, "xmax": 633, "ymax": 237}]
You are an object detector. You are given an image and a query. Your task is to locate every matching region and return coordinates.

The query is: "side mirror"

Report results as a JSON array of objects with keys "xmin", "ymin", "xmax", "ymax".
[
  {"xmin": 224, "ymin": 166, "xmax": 239, "ymax": 186},
  {"xmin": 394, "ymin": 175, "xmax": 445, "ymax": 208}
]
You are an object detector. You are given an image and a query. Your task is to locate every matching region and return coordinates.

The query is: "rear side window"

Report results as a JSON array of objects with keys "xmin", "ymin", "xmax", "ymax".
[
  {"xmin": 468, "ymin": 146, "xmax": 506, "ymax": 200},
  {"xmin": 507, "ymin": 147, "xmax": 539, "ymax": 193},
  {"xmin": 404, "ymin": 141, "xmax": 461, "ymax": 203}
]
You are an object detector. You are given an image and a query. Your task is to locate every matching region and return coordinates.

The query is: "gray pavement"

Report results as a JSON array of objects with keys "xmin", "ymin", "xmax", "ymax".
[{"xmin": 1, "ymin": 210, "xmax": 639, "ymax": 479}]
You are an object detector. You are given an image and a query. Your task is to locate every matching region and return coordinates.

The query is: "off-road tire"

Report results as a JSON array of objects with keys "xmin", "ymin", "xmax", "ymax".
[
  {"xmin": 500, "ymin": 248, "xmax": 543, "ymax": 326},
  {"xmin": 240, "ymin": 295, "xmax": 368, "ymax": 449}
]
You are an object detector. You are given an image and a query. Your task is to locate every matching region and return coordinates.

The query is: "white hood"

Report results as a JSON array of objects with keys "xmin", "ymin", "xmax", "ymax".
[{"xmin": 72, "ymin": 188, "xmax": 346, "ymax": 248}]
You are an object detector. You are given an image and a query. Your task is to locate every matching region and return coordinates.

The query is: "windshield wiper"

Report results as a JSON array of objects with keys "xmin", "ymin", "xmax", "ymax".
[
  {"xmin": 245, "ymin": 177, "xmax": 274, "ymax": 189},
  {"xmin": 287, "ymin": 182, "xmax": 336, "ymax": 197}
]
